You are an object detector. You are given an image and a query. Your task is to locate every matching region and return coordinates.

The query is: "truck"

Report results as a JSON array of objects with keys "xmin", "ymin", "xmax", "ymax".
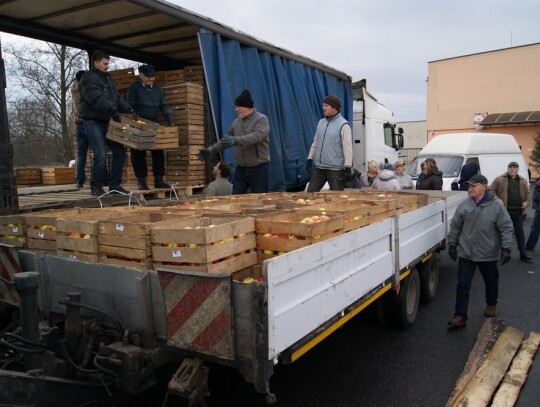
[
  {"xmin": 0, "ymin": 189, "xmax": 467, "ymax": 406},
  {"xmin": 406, "ymin": 133, "xmax": 528, "ymax": 190}
]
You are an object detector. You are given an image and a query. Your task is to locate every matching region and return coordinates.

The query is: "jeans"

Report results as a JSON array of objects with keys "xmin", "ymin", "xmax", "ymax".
[
  {"xmin": 526, "ymin": 209, "xmax": 540, "ymax": 251},
  {"xmin": 131, "ymin": 149, "xmax": 165, "ymax": 178},
  {"xmin": 454, "ymin": 257, "xmax": 499, "ymax": 320},
  {"xmin": 75, "ymin": 122, "xmax": 88, "ymax": 185},
  {"xmin": 83, "ymin": 119, "xmax": 125, "ymax": 187},
  {"xmin": 307, "ymin": 167, "xmax": 345, "ymax": 192},
  {"xmin": 507, "ymin": 209, "xmax": 526, "ymax": 258},
  {"xmin": 232, "ymin": 163, "xmax": 269, "ymax": 194}
]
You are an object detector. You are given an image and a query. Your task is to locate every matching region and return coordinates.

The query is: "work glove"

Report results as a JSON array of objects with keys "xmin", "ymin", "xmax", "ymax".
[
  {"xmin": 111, "ymin": 108, "xmax": 121, "ymax": 123},
  {"xmin": 131, "ymin": 111, "xmax": 139, "ymax": 121},
  {"xmin": 167, "ymin": 120, "xmax": 175, "ymax": 127},
  {"xmin": 221, "ymin": 135, "xmax": 238, "ymax": 147},
  {"xmin": 343, "ymin": 167, "xmax": 352, "ymax": 186},
  {"xmin": 306, "ymin": 159, "xmax": 313, "ymax": 172},
  {"xmin": 197, "ymin": 148, "xmax": 212, "ymax": 161},
  {"xmin": 500, "ymin": 248, "xmax": 511, "ymax": 265},
  {"xmin": 448, "ymin": 246, "xmax": 458, "ymax": 261}
]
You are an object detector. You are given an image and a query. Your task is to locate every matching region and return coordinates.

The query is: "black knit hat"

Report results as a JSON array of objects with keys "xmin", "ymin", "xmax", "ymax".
[
  {"xmin": 323, "ymin": 95, "xmax": 341, "ymax": 110},
  {"xmin": 234, "ymin": 89, "xmax": 254, "ymax": 108}
]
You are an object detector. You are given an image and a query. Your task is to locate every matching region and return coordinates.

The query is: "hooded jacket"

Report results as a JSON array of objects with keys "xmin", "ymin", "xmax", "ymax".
[
  {"xmin": 448, "ymin": 191, "xmax": 514, "ymax": 262},
  {"xmin": 372, "ymin": 169, "xmax": 401, "ymax": 190},
  {"xmin": 416, "ymin": 168, "xmax": 443, "ymax": 190}
]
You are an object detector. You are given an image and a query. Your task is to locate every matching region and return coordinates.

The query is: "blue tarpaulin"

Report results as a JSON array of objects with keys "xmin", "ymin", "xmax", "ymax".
[{"xmin": 199, "ymin": 28, "xmax": 352, "ymax": 191}]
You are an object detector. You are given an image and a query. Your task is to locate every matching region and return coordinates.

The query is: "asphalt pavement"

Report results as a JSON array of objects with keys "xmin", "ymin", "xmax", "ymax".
[{"xmin": 204, "ymin": 206, "xmax": 540, "ymax": 407}]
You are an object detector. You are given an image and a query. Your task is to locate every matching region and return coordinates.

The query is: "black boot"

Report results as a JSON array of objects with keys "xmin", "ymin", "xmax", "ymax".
[
  {"xmin": 154, "ymin": 175, "xmax": 169, "ymax": 189},
  {"xmin": 90, "ymin": 183, "xmax": 105, "ymax": 196},
  {"xmin": 137, "ymin": 177, "xmax": 150, "ymax": 190}
]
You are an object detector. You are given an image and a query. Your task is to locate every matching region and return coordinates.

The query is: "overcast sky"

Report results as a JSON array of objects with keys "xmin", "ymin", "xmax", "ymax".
[
  {"xmin": 171, "ymin": 0, "xmax": 540, "ymax": 122},
  {"xmin": 2, "ymin": 1, "xmax": 539, "ymax": 122}
]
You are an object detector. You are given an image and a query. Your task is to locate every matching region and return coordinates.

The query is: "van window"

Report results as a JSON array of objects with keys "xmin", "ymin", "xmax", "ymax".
[{"xmin": 406, "ymin": 155, "xmax": 464, "ymax": 178}]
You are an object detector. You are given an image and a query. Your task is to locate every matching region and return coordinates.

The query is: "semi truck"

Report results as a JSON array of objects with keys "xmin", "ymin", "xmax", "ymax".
[{"xmin": 0, "ymin": 189, "xmax": 466, "ymax": 405}]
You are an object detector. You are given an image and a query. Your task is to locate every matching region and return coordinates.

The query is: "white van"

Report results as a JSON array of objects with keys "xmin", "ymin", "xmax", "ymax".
[{"xmin": 406, "ymin": 133, "xmax": 528, "ymax": 190}]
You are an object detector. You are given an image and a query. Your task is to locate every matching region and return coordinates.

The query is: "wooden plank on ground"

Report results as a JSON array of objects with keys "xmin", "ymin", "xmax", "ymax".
[
  {"xmin": 448, "ymin": 326, "xmax": 524, "ymax": 407},
  {"xmin": 491, "ymin": 332, "xmax": 540, "ymax": 407}
]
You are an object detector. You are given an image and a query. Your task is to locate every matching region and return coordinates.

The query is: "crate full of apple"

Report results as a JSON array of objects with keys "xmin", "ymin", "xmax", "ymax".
[
  {"xmin": 294, "ymin": 201, "xmax": 373, "ymax": 232},
  {"xmin": 0, "ymin": 214, "xmax": 26, "ymax": 248},
  {"xmin": 152, "ymin": 216, "xmax": 257, "ymax": 273},
  {"xmin": 255, "ymin": 212, "xmax": 344, "ymax": 261}
]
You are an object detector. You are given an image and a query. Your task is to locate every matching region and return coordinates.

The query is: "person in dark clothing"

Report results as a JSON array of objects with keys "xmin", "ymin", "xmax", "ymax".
[
  {"xmin": 71, "ymin": 69, "xmax": 88, "ymax": 189},
  {"xmin": 79, "ymin": 50, "xmax": 135, "ymax": 196},
  {"xmin": 416, "ymin": 157, "xmax": 443, "ymax": 190},
  {"xmin": 451, "ymin": 162, "xmax": 479, "ymax": 191},
  {"xmin": 127, "ymin": 64, "xmax": 174, "ymax": 190},
  {"xmin": 526, "ymin": 164, "xmax": 540, "ymax": 251}
]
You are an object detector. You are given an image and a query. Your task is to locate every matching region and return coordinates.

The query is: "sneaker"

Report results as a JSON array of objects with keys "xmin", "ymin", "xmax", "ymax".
[
  {"xmin": 447, "ymin": 315, "xmax": 466, "ymax": 328},
  {"xmin": 137, "ymin": 178, "xmax": 150, "ymax": 190},
  {"xmin": 109, "ymin": 185, "xmax": 131, "ymax": 194},
  {"xmin": 484, "ymin": 305, "xmax": 496, "ymax": 318},
  {"xmin": 520, "ymin": 255, "xmax": 532, "ymax": 263},
  {"xmin": 75, "ymin": 183, "xmax": 83, "ymax": 189}
]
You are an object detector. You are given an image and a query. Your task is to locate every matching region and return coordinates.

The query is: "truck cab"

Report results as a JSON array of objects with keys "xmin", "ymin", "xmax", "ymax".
[{"xmin": 351, "ymin": 79, "xmax": 404, "ymax": 171}]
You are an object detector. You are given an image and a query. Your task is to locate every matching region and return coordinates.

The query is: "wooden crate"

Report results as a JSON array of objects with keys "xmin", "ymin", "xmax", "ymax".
[
  {"xmin": 41, "ymin": 167, "xmax": 75, "ymax": 185},
  {"xmin": 158, "ymin": 69, "xmax": 185, "ymax": 86},
  {"xmin": 106, "ymin": 115, "xmax": 160, "ymax": 150},
  {"xmin": 178, "ymin": 124, "xmax": 205, "ymax": 145},
  {"xmin": 295, "ymin": 201, "xmax": 373, "ymax": 232},
  {"xmin": 25, "ymin": 208, "xmax": 95, "ymax": 254},
  {"xmin": 148, "ymin": 126, "xmax": 179, "ymax": 150},
  {"xmin": 169, "ymin": 103, "xmax": 205, "ymax": 125},
  {"xmin": 109, "ymin": 68, "xmax": 137, "ymax": 91},
  {"xmin": 16, "ymin": 167, "xmax": 41, "ymax": 186},
  {"xmin": 99, "ymin": 212, "xmax": 194, "ymax": 269},
  {"xmin": 0, "ymin": 214, "xmax": 26, "ymax": 248},
  {"xmin": 255, "ymin": 212, "xmax": 344, "ymax": 261},
  {"xmin": 163, "ymin": 83, "xmax": 204, "ymax": 105},
  {"xmin": 56, "ymin": 207, "xmax": 155, "ymax": 262},
  {"xmin": 152, "ymin": 216, "xmax": 257, "ymax": 274},
  {"xmin": 183, "ymin": 65, "xmax": 204, "ymax": 84}
]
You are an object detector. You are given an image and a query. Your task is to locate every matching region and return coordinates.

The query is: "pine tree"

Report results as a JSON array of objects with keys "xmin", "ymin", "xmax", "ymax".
[{"xmin": 530, "ymin": 129, "xmax": 540, "ymax": 165}]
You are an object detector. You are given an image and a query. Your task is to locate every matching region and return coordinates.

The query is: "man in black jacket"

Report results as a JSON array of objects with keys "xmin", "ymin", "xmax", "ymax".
[{"xmin": 79, "ymin": 50, "xmax": 135, "ymax": 196}]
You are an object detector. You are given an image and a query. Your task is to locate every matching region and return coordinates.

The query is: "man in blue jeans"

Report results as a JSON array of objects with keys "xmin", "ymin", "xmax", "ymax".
[
  {"xmin": 446, "ymin": 174, "xmax": 514, "ymax": 328},
  {"xmin": 79, "ymin": 50, "xmax": 136, "ymax": 196},
  {"xmin": 197, "ymin": 89, "xmax": 270, "ymax": 194}
]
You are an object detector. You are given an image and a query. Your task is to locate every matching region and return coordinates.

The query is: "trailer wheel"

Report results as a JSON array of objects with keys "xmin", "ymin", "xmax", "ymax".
[
  {"xmin": 418, "ymin": 252, "xmax": 439, "ymax": 304},
  {"xmin": 396, "ymin": 268, "xmax": 420, "ymax": 328}
]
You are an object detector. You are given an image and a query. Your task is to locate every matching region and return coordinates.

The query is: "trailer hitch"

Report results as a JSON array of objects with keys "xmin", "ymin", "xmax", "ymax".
[{"xmin": 163, "ymin": 358, "xmax": 209, "ymax": 407}]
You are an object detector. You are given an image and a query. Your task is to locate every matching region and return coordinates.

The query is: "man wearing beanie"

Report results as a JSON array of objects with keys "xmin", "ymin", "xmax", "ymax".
[
  {"xmin": 198, "ymin": 89, "xmax": 270, "ymax": 194},
  {"xmin": 127, "ymin": 64, "xmax": 174, "ymax": 190},
  {"xmin": 306, "ymin": 94, "xmax": 353, "ymax": 191}
]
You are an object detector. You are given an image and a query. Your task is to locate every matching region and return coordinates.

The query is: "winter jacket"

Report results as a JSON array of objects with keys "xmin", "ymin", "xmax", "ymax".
[
  {"xmin": 212, "ymin": 109, "xmax": 270, "ymax": 167},
  {"xmin": 489, "ymin": 172, "xmax": 531, "ymax": 215},
  {"xmin": 79, "ymin": 68, "xmax": 132, "ymax": 122},
  {"xmin": 395, "ymin": 172, "xmax": 413, "ymax": 189},
  {"xmin": 416, "ymin": 169, "xmax": 443, "ymax": 190},
  {"xmin": 126, "ymin": 81, "xmax": 172, "ymax": 123},
  {"xmin": 448, "ymin": 191, "xmax": 514, "ymax": 262},
  {"xmin": 451, "ymin": 162, "xmax": 479, "ymax": 191},
  {"xmin": 359, "ymin": 172, "xmax": 377, "ymax": 188},
  {"xmin": 372, "ymin": 169, "xmax": 401, "ymax": 190},
  {"xmin": 532, "ymin": 178, "xmax": 540, "ymax": 210}
]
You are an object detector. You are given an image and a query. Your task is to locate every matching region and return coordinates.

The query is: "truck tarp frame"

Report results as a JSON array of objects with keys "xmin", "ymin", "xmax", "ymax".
[{"xmin": 199, "ymin": 28, "xmax": 353, "ymax": 192}]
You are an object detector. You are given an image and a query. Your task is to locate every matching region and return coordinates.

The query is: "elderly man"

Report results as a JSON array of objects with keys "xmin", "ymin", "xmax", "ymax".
[
  {"xmin": 198, "ymin": 89, "xmax": 270, "ymax": 194},
  {"xmin": 447, "ymin": 174, "xmax": 514, "ymax": 328},
  {"xmin": 490, "ymin": 161, "xmax": 532, "ymax": 263},
  {"xmin": 306, "ymin": 94, "xmax": 353, "ymax": 192}
]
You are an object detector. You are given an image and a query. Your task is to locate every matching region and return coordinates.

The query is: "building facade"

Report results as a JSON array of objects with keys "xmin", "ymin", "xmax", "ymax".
[{"xmin": 426, "ymin": 42, "xmax": 540, "ymax": 177}]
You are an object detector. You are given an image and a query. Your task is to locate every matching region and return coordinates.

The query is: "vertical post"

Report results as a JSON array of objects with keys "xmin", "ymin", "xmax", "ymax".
[
  {"xmin": 0, "ymin": 35, "xmax": 19, "ymax": 215},
  {"xmin": 13, "ymin": 272, "xmax": 41, "ymax": 371}
]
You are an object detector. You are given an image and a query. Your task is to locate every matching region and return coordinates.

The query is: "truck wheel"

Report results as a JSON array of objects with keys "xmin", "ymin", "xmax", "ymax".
[
  {"xmin": 418, "ymin": 252, "xmax": 439, "ymax": 304},
  {"xmin": 396, "ymin": 268, "xmax": 420, "ymax": 328}
]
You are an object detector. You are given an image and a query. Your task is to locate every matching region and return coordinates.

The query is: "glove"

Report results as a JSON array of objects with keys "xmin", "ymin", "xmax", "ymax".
[
  {"xmin": 500, "ymin": 248, "xmax": 511, "ymax": 265},
  {"xmin": 167, "ymin": 120, "xmax": 175, "ymax": 127},
  {"xmin": 131, "ymin": 111, "xmax": 139, "ymax": 121},
  {"xmin": 448, "ymin": 246, "xmax": 458, "ymax": 261},
  {"xmin": 197, "ymin": 148, "xmax": 212, "ymax": 161},
  {"xmin": 112, "ymin": 113, "xmax": 121, "ymax": 123},
  {"xmin": 306, "ymin": 159, "xmax": 313, "ymax": 172},
  {"xmin": 343, "ymin": 168, "xmax": 352, "ymax": 186},
  {"xmin": 221, "ymin": 136, "xmax": 238, "ymax": 147}
]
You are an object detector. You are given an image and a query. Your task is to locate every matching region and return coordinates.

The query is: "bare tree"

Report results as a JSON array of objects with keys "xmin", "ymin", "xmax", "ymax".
[{"xmin": 4, "ymin": 42, "xmax": 86, "ymax": 164}]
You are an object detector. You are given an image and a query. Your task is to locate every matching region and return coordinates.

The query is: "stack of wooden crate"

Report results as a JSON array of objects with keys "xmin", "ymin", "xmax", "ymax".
[
  {"xmin": 109, "ymin": 67, "xmax": 137, "ymax": 99},
  {"xmin": 41, "ymin": 167, "xmax": 75, "ymax": 185},
  {"xmin": 15, "ymin": 168, "xmax": 42, "ymax": 187}
]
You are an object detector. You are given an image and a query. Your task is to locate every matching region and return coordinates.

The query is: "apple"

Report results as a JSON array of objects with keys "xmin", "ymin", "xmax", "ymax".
[
  {"xmin": 262, "ymin": 249, "xmax": 274, "ymax": 255},
  {"xmin": 167, "ymin": 243, "xmax": 178, "ymax": 247},
  {"xmin": 277, "ymin": 251, "xmax": 286, "ymax": 255},
  {"xmin": 188, "ymin": 243, "xmax": 198, "ymax": 248},
  {"xmin": 319, "ymin": 215, "xmax": 330, "ymax": 221},
  {"xmin": 262, "ymin": 233, "xmax": 272, "ymax": 238},
  {"xmin": 242, "ymin": 277, "xmax": 255, "ymax": 283},
  {"xmin": 182, "ymin": 201, "xmax": 191, "ymax": 206},
  {"xmin": 278, "ymin": 234, "xmax": 289, "ymax": 239},
  {"xmin": 300, "ymin": 217, "xmax": 314, "ymax": 224},
  {"xmin": 288, "ymin": 235, "xmax": 297, "ymax": 240},
  {"xmin": 311, "ymin": 215, "xmax": 320, "ymax": 222},
  {"xmin": 222, "ymin": 237, "xmax": 234, "ymax": 243},
  {"xmin": 83, "ymin": 234, "xmax": 92, "ymax": 239},
  {"xmin": 296, "ymin": 198, "xmax": 305, "ymax": 204}
]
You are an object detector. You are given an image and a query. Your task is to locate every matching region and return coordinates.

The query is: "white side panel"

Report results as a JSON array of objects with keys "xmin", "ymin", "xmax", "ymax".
[
  {"xmin": 265, "ymin": 219, "xmax": 395, "ymax": 360},
  {"xmin": 397, "ymin": 201, "xmax": 446, "ymax": 270}
]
